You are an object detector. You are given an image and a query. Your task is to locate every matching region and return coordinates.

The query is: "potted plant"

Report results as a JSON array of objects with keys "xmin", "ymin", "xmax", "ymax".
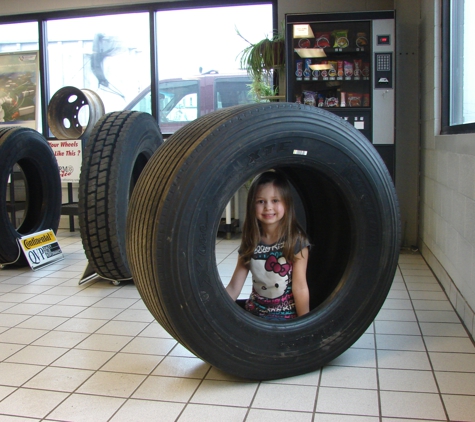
[{"xmin": 237, "ymin": 29, "xmax": 285, "ymax": 101}]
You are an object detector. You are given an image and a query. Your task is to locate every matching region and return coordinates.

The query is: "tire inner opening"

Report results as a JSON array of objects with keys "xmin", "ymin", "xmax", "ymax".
[{"xmin": 216, "ymin": 165, "xmax": 352, "ymax": 314}]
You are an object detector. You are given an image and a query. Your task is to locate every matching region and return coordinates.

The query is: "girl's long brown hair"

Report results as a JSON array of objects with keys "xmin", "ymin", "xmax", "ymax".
[{"xmin": 240, "ymin": 170, "xmax": 308, "ymax": 265}]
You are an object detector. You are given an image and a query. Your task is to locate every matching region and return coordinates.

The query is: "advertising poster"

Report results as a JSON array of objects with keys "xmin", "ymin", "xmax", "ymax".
[
  {"xmin": 47, "ymin": 139, "xmax": 82, "ymax": 183},
  {"xmin": 0, "ymin": 51, "xmax": 39, "ymax": 130}
]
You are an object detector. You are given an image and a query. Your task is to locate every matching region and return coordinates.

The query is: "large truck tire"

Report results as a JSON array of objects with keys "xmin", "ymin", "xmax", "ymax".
[
  {"xmin": 126, "ymin": 103, "xmax": 401, "ymax": 380},
  {"xmin": 79, "ymin": 111, "xmax": 163, "ymax": 281},
  {"xmin": 0, "ymin": 127, "xmax": 61, "ymax": 267}
]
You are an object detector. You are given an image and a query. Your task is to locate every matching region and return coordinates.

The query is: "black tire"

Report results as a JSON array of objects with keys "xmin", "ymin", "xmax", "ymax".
[
  {"xmin": 79, "ymin": 111, "xmax": 163, "ymax": 281},
  {"xmin": 126, "ymin": 103, "xmax": 401, "ymax": 380},
  {"xmin": 0, "ymin": 127, "xmax": 61, "ymax": 267}
]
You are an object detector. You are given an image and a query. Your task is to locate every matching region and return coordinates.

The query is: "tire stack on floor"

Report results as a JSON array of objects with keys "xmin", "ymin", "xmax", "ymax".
[{"xmin": 80, "ymin": 103, "xmax": 401, "ymax": 380}]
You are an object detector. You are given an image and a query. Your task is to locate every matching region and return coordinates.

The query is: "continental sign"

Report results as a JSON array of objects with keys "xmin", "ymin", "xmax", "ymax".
[
  {"xmin": 22, "ymin": 232, "xmax": 55, "ymax": 249},
  {"xmin": 19, "ymin": 229, "xmax": 63, "ymax": 270}
]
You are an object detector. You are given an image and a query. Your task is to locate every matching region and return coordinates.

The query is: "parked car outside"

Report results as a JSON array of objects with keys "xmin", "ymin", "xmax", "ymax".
[{"xmin": 125, "ymin": 71, "xmax": 254, "ymax": 134}]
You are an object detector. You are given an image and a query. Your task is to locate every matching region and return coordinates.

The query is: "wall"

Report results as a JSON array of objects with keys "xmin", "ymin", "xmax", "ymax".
[{"xmin": 419, "ymin": 0, "xmax": 475, "ymax": 338}]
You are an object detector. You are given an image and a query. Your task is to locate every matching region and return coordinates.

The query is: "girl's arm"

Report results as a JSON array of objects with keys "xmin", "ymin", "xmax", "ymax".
[
  {"xmin": 292, "ymin": 246, "xmax": 310, "ymax": 316},
  {"xmin": 225, "ymin": 256, "xmax": 249, "ymax": 301}
]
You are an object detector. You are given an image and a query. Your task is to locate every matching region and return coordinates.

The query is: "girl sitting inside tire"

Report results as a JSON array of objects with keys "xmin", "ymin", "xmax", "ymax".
[{"xmin": 226, "ymin": 170, "xmax": 310, "ymax": 320}]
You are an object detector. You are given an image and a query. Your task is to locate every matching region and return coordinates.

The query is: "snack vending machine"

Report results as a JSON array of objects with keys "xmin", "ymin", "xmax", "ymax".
[{"xmin": 285, "ymin": 11, "xmax": 395, "ymax": 177}]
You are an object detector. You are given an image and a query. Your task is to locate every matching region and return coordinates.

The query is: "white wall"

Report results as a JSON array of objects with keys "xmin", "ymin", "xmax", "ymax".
[{"xmin": 419, "ymin": 0, "xmax": 475, "ymax": 338}]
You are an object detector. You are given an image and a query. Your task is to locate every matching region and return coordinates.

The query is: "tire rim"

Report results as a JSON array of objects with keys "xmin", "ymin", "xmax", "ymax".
[{"xmin": 47, "ymin": 86, "xmax": 105, "ymax": 139}]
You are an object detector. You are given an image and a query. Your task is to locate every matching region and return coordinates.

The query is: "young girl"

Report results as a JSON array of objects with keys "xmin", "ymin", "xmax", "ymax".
[{"xmin": 226, "ymin": 170, "xmax": 310, "ymax": 319}]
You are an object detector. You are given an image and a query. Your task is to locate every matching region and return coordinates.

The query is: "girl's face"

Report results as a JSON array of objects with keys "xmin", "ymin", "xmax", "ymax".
[{"xmin": 254, "ymin": 182, "xmax": 286, "ymax": 229}]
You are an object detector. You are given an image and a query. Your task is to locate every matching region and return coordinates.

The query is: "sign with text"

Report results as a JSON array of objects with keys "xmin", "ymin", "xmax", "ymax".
[
  {"xmin": 18, "ymin": 229, "xmax": 64, "ymax": 270},
  {"xmin": 48, "ymin": 139, "xmax": 82, "ymax": 183}
]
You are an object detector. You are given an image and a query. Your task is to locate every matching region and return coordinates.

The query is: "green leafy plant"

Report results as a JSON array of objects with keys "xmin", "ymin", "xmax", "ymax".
[
  {"xmin": 237, "ymin": 28, "xmax": 284, "ymax": 102},
  {"xmin": 247, "ymin": 78, "xmax": 279, "ymax": 102}
]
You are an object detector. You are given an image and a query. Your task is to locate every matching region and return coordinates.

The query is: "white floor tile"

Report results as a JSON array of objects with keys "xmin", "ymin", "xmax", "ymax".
[
  {"xmin": 24, "ymin": 366, "xmax": 94, "ymax": 392},
  {"xmin": 0, "ymin": 362, "xmax": 44, "ymax": 387},
  {"xmin": 380, "ymin": 391, "xmax": 446, "ymax": 420},
  {"xmin": 442, "ymin": 394, "xmax": 475, "ymax": 422},
  {"xmin": 101, "ymin": 352, "xmax": 163, "ymax": 375},
  {"xmin": 76, "ymin": 371, "xmax": 146, "ymax": 397},
  {"xmin": 152, "ymin": 355, "xmax": 210, "ymax": 378},
  {"xmin": 191, "ymin": 379, "xmax": 258, "ymax": 407},
  {"xmin": 247, "ymin": 408, "xmax": 313, "ymax": 421},
  {"xmin": 429, "ymin": 351, "xmax": 475, "ymax": 372},
  {"xmin": 0, "ymin": 388, "xmax": 68, "ymax": 419},
  {"xmin": 5, "ymin": 344, "xmax": 68, "ymax": 365},
  {"xmin": 419, "ymin": 322, "xmax": 469, "ymax": 337},
  {"xmin": 0, "ymin": 327, "xmax": 49, "ymax": 344},
  {"xmin": 424, "ymin": 335, "xmax": 475, "ymax": 353},
  {"xmin": 320, "ymin": 365, "xmax": 377, "ymax": 390},
  {"xmin": 132, "ymin": 375, "xmax": 200, "ymax": 402},
  {"xmin": 120, "ymin": 336, "xmax": 176, "ymax": 355},
  {"xmin": 435, "ymin": 371, "xmax": 475, "ymax": 395},
  {"xmin": 46, "ymin": 393, "xmax": 125, "ymax": 422},
  {"xmin": 377, "ymin": 350, "xmax": 432, "ymax": 371},
  {"xmin": 177, "ymin": 404, "xmax": 249, "ymax": 422},
  {"xmin": 51, "ymin": 348, "xmax": 114, "ymax": 370},
  {"xmin": 378, "ymin": 368, "xmax": 439, "ymax": 393},
  {"xmin": 316, "ymin": 387, "xmax": 379, "ymax": 416},
  {"xmin": 376, "ymin": 334, "xmax": 426, "ymax": 351},
  {"xmin": 109, "ymin": 399, "xmax": 184, "ymax": 422},
  {"xmin": 252, "ymin": 383, "xmax": 316, "ymax": 412},
  {"xmin": 75, "ymin": 333, "xmax": 133, "ymax": 352},
  {"xmin": 328, "ymin": 347, "xmax": 376, "ymax": 368}
]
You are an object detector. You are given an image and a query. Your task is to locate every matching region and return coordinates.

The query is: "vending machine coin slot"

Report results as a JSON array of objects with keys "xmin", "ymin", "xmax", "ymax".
[{"xmin": 374, "ymin": 52, "xmax": 393, "ymax": 88}]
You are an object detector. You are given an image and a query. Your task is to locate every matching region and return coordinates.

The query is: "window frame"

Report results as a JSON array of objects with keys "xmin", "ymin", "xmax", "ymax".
[
  {"xmin": 441, "ymin": 0, "xmax": 475, "ymax": 134},
  {"xmin": 0, "ymin": 0, "xmax": 276, "ymax": 139}
]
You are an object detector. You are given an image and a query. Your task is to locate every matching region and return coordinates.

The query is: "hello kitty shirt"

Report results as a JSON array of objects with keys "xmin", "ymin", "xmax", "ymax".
[{"xmin": 245, "ymin": 239, "xmax": 309, "ymax": 320}]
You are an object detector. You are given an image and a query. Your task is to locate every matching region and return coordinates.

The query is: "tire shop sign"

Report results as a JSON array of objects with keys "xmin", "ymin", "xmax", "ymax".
[
  {"xmin": 18, "ymin": 229, "xmax": 64, "ymax": 270},
  {"xmin": 48, "ymin": 139, "xmax": 82, "ymax": 183}
]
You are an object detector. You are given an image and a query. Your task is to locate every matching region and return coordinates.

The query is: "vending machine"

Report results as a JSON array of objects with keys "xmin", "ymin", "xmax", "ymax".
[{"xmin": 285, "ymin": 11, "xmax": 395, "ymax": 177}]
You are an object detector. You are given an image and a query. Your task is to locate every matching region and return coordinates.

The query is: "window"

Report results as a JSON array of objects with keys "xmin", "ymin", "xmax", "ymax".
[
  {"xmin": 46, "ymin": 13, "xmax": 150, "ymax": 115},
  {"xmin": 0, "ymin": 2, "xmax": 274, "ymax": 137},
  {"xmin": 442, "ymin": 0, "xmax": 475, "ymax": 134},
  {"xmin": 0, "ymin": 22, "xmax": 38, "ymax": 53},
  {"xmin": 154, "ymin": 4, "xmax": 272, "ymax": 133},
  {"xmin": 126, "ymin": 74, "xmax": 254, "ymax": 133}
]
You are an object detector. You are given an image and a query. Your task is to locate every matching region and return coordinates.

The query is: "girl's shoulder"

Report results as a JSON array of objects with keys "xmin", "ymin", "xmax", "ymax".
[{"xmin": 293, "ymin": 232, "xmax": 311, "ymax": 254}]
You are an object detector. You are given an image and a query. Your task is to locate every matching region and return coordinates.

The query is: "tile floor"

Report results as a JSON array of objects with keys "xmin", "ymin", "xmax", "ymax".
[{"xmin": 0, "ymin": 230, "xmax": 475, "ymax": 421}]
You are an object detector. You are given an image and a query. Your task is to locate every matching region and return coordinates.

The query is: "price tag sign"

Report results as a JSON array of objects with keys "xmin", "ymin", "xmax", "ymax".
[{"xmin": 18, "ymin": 229, "xmax": 63, "ymax": 270}]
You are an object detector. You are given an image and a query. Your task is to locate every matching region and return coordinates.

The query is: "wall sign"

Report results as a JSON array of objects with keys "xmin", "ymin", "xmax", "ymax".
[{"xmin": 47, "ymin": 139, "xmax": 82, "ymax": 183}]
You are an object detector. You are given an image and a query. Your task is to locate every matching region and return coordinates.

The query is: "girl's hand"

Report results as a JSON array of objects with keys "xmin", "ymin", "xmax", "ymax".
[{"xmin": 225, "ymin": 256, "xmax": 249, "ymax": 301}]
